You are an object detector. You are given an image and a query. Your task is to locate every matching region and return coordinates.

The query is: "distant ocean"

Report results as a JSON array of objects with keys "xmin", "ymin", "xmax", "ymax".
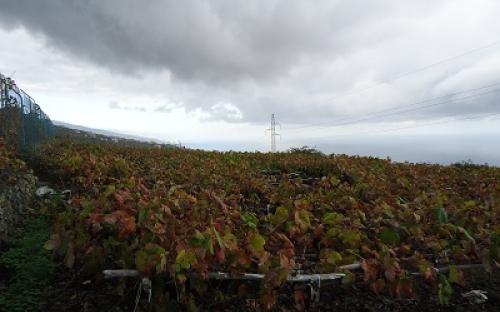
[{"xmin": 314, "ymin": 133, "xmax": 500, "ymax": 166}]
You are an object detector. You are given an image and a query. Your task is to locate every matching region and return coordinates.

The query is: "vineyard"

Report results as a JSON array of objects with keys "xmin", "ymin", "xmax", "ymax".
[{"xmin": 16, "ymin": 137, "xmax": 500, "ymax": 310}]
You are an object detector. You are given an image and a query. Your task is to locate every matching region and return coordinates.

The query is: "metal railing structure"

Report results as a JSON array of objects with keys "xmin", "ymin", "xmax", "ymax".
[{"xmin": 0, "ymin": 73, "xmax": 54, "ymax": 151}]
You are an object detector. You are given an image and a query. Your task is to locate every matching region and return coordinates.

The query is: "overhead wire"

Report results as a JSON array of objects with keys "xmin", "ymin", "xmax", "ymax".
[
  {"xmin": 304, "ymin": 111, "xmax": 500, "ymax": 141},
  {"xmin": 322, "ymin": 39, "xmax": 500, "ymax": 103},
  {"xmin": 286, "ymin": 83, "xmax": 500, "ymax": 133},
  {"xmin": 286, "ymin": 80, "xmax": 500, "ymax": 131},
  {"xmin": 283, "ymin": 39, "xmax": 500, "ymax": 133}
]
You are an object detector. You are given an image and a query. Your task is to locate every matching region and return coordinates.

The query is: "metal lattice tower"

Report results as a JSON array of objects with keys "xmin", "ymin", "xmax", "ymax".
[{"xmin": 266, "ymin": 114, "xmax": 280, "ymax": 152}]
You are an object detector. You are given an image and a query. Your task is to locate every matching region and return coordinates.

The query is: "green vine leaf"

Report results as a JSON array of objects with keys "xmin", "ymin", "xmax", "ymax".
[
  {"xmin": 249, "ymin": 233, "xmax": 266, "ymax": 254},
  {"xmin": 272, "ymin": 206, "xmax": 289, "ymax": 225},
  {"xmin": 437, "ymin": 207, "xmax": 448, "ymax": 224},
  {"xmin": 438, "ymin": 274, "xmax": 453, "ymax": 305},
  {"xmin": 322, "ymin": 212, "xmax": 343, "ymax": 225},
  {"xmin": 241, "ymin": 212, "xmax": 258, "ymax": 229},
  {"xmin": 175, "ymin": 249, "xmax": 197, "ymax": 273},
  {"xmin": 380, "ymin": 228, "xmax": 400, "ymax": 246}
]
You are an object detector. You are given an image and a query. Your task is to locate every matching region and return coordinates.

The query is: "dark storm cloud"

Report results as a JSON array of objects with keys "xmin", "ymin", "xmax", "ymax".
[
  {"xmin": 0, "ymin": 0, "xmax": 369, "ymax": 81},
  {"xmin": 0, "ymin": 0, "xmax": 437, "ymax": 83},
  {"xmin": 1, "ymin": 0, "xmax": 499, "ymax": 124}
]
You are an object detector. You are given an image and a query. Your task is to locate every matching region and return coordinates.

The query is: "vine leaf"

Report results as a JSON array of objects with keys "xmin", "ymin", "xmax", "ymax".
[
  {"xmin": 272, "ymin": 206, "xmax": 288, "ymax": 225},
  {"xmin": 135, "ymin": 244, "xmax": 167, "ymax": 275},
  {"xmin": 212, "ymin": 226, "xmax": 224, "ymax": 250},
  {"xmin": 175, "ymin": 249, "xmax": 197, "ymax": 273},
  {"xmin": 380, "ymin": 228, "xmax": 400, "ymax": 246},
  {"xmin": 189, "ymin": 230, "xmax": 213, "ymax": 255},
  {"xmin": 456, "ymin": 226, "xmax": 476, "ymax": 244},
  {"xmin": 294, "ymin": 210, "xmax": 311, "ymax": 231},
  {"xmin": 261, "ymin": 292, "xmax": 277, "ymax": 310},
  {"xmin": 322, "ymin": 212, "xmax": 343, "ymax": 225},
  {"xmin": 438, "ymin": 274, "xmax": 453, "ymax": 305},
  {"xmin": 361, "ymin": 259, "xmax": 379, "ymax": 283},
  {"xmin": 448, "ymin": 266, "xmax": 464, "ymax": 285},
  {"xmin": 370, "ymin": 278, "xmax": 386, "ymax": 294},
  {"xmin": 241, "ymin": 212, "xmax": 258, "ymax": 229},
  {"xmin": 325, "ymin": 250, "xmax": 342, "ymax": 265},
  {"xmin": 43, "ymin": 234, "xmax": 61, "ymax": 251},
  {"xmin": 436, "ymin": 207, "xmax": 448, "ymax": 224},
  {"xmin": 137, "ymin": 208, "xmax": 148, "ymax": 225},
  {"xmin": 249, "ymin": 233, "xmax": 266, "ymax": 254},
  {"xmin": 222, "ymin": 232, "xmax": 238, "ymax": 251},
  {"xmin": 340, "ymin": 230, "xmax": 361, "ymax": 247}
]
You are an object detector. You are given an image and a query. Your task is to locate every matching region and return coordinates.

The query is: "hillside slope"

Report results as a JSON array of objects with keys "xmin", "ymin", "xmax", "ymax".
[{"xmin": 26, "ymin": 139, "xmax": 500, "ymax": 310}]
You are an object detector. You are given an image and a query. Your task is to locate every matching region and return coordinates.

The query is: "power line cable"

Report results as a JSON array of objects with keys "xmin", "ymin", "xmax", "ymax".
[
  {"xmin": 283, "ymin": 39, "xmax": 500, "ymax": 132},
  {"xmin": 286, "ymin": 85, "xmax": 500, "ymax": 133},
  {"xmin": 322, "ymin": 39, "xmax": 500, "ymax": 103},
  {"xmin": 305, "ymin": 111, "xmax": 500, "ymax": 141},
  {"xmin": 286, "ymin": 80, "xmax": 500, "ymax": 131}
]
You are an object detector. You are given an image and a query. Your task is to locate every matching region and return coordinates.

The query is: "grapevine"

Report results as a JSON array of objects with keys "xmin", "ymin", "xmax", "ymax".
[{"xmin": 33, "ymin": 139, "xmax": 499, "ymax": 308}]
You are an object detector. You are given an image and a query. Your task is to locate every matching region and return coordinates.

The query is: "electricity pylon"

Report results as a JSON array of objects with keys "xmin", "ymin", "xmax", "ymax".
[{"xmin": 266, "ymin": 114, "xmax": 281, "ymax": 152}]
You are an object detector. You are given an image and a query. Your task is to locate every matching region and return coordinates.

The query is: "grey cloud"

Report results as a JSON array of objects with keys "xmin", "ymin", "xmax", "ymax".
[
  {"xmin": 154, "ymin": 103, "xmax": 181, "ymax": 113},
  {"xmin": 109, "ymin": 101, "xmax": 147, "ymax": 112},
  {"xmin": 201, "ymin": 103, "xmax": 244, "ymax": 122},
  {"xmin": 1, "ymin": 0, "xmax": 499, "ymax": 125},
  {"xmin": 108, "ymin": 101, "xmax": 121, "ymax": 109},
  {"xmin": 0, "ymin": 0, "xmax": 427, "ymax": 83}
]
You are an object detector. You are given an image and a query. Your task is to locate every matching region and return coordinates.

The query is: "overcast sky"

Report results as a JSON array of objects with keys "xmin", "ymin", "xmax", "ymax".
[{"xmin": 0, "ymin": 0, "xmax": 499, "ymax": 164}]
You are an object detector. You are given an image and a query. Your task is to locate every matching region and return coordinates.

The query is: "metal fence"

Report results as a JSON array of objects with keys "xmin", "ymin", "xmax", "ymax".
[{"xmin": 0, "ymin": 73, "xmax": 54, "ymax": 151}]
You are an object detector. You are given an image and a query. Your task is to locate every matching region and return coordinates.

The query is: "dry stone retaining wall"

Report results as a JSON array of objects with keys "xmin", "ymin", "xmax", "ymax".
[{"xmin": 0, "ymin": 171, "xmax": 37, "ymax": 245}]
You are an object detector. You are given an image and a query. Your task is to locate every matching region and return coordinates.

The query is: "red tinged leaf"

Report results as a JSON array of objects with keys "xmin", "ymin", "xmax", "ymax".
[
  {"xmin": 383, "ymin": 256, "xmax": 401, "ymax": 282},
  {"xmin": 415, "ymin": 258, "xmax": 435, "ymax": 281},
  {"xmin": 110, "ymin": 210, "xmax": 137, "ymax": 237},
  {"xmin": 237, "ymin": 283, "xmax": 249, "ymax": 297},
  {"xmin": 236, "ymin": 250, "xmax": 252, "ymax": 268},
  {"xmin": 161, "ymin": 204, "xmax": 172, "ymax": 217},
  {"xmin": 213, "ymin": 222, "xmax": 222, "ymax": 232},
  {"xmin": 138, "ymin": 183, "xmax": 150, "ymax": 194},
  {"xmin": 279, "ymin": 253, "xmax": 295, "ymax": 271},
  {"xmin": 215, "ymin": 247, "xmax": 225, "ymax": 263},
  {"xmin": 370, "ymin": 278, "xmax": 386, "ymax": 294},
  {"xmin": 294, "ymin": 210, "xmax": 311, "ymax": 232},
  {"xmin": 394, "ymin": 278, "xmax": 414, "ymax": 298},
  {"xmin": 261, "ymin": 292, "xmax": 277, "ymax": 310},
  {"xmin": 294, "ymin": 289, "xmax": 306, "ymax": 312},
  {"xmin": 361, "ymin": 259, "xmax": 379, "ymax": 282},
  {"xmin": 113, "ymin": 192, "xmax": 126, "ymax": 205},
  {"xmin": 149, "ymin": 222, "xmax": 166, "ymax": 235},
  {"xmin": 102, "ymin": 214, "xmax": 117, "ymax": 225},
  {"xmin": 276, "ymin": 233, "xmax": 295, "ymax": 250},
  {"xmin": 88, "ymin": 212, "xmax": 103, "ymax": 224}
]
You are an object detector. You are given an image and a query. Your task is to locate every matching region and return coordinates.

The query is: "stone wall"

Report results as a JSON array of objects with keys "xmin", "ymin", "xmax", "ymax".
[{"xmin": 0, "ymin": 171, "xmax": 37, "ymax": 245}]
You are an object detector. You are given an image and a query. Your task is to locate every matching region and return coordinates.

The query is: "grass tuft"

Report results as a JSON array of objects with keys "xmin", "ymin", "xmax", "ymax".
[{"xmin": 0, "ymin": 218, "xmax": 55, "ymax": 312}]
